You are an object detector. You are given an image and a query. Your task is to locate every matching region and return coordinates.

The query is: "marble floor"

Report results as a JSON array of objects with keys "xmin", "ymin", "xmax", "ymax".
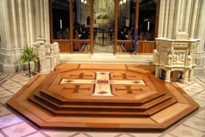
[
  {"xmin": 0, "ymin": 72, "xmax": 205, "ymax": 137},
  {"xmin": 93, "ymin": 45, "xmax": 114, "ymax": 53}
]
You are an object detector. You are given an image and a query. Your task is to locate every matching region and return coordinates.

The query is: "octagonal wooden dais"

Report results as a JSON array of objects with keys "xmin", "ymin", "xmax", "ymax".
[{"xmin": 7, "ymin": 64, "xmax": 199, "ymax": 130}]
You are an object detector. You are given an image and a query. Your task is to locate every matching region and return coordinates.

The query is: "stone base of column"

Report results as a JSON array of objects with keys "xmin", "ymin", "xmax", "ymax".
[
  {"xmin": 194, "ymin": 52, "xmax": 205, "ymax": 76},
  {"xmin": 0, "ymin": 48, "xmax": 21, "ymax": 73},
  {"xmin": 0, "ymin": 64, "xmax": 16, "ymax": 73}
]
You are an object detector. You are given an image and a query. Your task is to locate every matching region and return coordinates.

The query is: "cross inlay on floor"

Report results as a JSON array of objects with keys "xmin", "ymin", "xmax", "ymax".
[{"xmin": 60, "ymin": 72, "xmax": 146, "ymax": 96}]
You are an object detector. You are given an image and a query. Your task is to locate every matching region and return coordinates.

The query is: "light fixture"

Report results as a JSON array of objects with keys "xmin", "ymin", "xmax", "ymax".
[
  {"xmin": 81, "ymin": 0, "xmax": 87, "ymax": 4},
  {"xmin": 123, "ymin": 0, "xmax": 126, "ymax": 4},
  {"xmin": 120, "ymin": 1, "xmax": 123, "ymax": 5}
]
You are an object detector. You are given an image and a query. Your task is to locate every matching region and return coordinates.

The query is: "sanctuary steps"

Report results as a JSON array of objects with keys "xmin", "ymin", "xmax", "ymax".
[{"xmin": 7, "ymin": 64, "xmax": 199, "ymax": 130}]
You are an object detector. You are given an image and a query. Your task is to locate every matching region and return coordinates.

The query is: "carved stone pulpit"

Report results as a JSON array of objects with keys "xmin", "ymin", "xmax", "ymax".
[
  {"xmin": 33, "ymin": 37, "xmax": 60, "ymax": 73},
  {"xmin": 153, "ymin": 38, "xmax": 199, "ymax": 83}
]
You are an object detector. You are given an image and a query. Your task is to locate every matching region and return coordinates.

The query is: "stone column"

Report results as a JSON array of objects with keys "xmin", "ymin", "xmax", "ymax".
[
  {"xmin": 194, "ymin": 0, "xmax": 205, "ymax": 76},
  {"xmin": 183, "ymin": 69, "xmax": 189, "ymax": 83},
  {"xmin": 165, "ymin": 69, "xmax": 171, "ymax": 82},
  {"xmin": 189, "ymin": 69, "xmax": 194, "ymax": 81},
  {"xmin": 0, "ymin": 0, "xmax": 16, "ymax": 72},
  {"xmin": 0, "ymin": 0, "xmax": 50, "ymax": 72}
]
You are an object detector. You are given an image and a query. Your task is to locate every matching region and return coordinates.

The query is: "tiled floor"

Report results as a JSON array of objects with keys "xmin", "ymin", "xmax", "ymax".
[{"xmin": 0, "ymin": 72, "xmax": 205, "ymax": 137}]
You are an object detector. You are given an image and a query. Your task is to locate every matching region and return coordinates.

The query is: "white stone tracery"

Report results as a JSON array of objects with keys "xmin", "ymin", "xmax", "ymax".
[
  {"xmin": 157, "ymin": 0, "xmax": 205, "ymax": 76},
  {"xmin": 33, "ymin": 37, "xmax": 60, "ymax": 73},
  {"xmin": 154, "ymin": 39, "xmax": 199, "ymax": 83}
]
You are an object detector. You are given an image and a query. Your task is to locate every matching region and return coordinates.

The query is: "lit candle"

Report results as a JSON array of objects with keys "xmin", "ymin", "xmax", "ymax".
[
  {"xmin": 147, "ymin": 20, "xmax": 150, "ymax": 31},
  {"xmin": 60, "ymin": 19, "xmax": 62, "ymax": 29}
]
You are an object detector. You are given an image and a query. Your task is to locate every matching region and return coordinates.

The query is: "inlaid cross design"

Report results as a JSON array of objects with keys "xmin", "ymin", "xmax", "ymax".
[{"xmin": 60, "ymin": 72, "xmax": 146, "ymax": 96}]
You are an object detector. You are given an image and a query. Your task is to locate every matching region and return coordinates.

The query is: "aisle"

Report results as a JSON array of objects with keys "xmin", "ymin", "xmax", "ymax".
[{"xmin": 93, "ymin": 44, "xmax": 114, "ymax": 53}]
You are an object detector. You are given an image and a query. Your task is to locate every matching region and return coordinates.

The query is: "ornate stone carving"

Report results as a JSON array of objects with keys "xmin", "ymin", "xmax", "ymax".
[
  {"xmin": 33, "ymin": 37, "xmax": 60, "ymax": 73},
  {"xmin": 154, "ymin": 38, "xmax": 199, "ymax": 83}
]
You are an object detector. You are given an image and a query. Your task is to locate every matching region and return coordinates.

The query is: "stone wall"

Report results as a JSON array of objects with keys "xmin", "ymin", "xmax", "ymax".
[
  {"xmin": 157, "ymin": 0, "xmax": 205, "ymax": 76},
  {"xmin": 0, "ymin": 0, "xmax": 50, "ymax": 72}
]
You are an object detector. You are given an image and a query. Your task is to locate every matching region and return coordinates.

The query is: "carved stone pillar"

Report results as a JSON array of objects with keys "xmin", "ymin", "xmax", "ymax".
[
  {"xmin": 165, "ymin": 69, "xmax": 171, "ymax": 82},
  {"xmin": 189, "ymin": 69, "xmax": 194, "ymax": 81},
  {"xmin": 183, "ymin": 69, "xmax": 189, "ymax": 83}
]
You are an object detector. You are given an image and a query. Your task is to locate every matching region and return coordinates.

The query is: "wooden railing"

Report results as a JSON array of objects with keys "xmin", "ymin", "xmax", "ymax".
[
  {"xmin": 73, "ymin": 39, "xmax": 91, "ymax": 52},
  {"xmin": 137, "ymin": 41, "xmax": 155, "ymax": 53},
  {"xmin": 117, "ymin": 40, "xmax": 156, "ymax": 53},
  {"xmin": 54, "ymin": 39, "xmax": 155, "ymax": 53},
  {"xmin": 117, "ymin": 40, "xmax": 133, "ymax": 52},
  {"xmin": 53, "ymin": 39, "xmax": 71, "ymax": 53},
  {"xmin": 53, "ymin": 39, "xmax": 91, "ymax": 53}
]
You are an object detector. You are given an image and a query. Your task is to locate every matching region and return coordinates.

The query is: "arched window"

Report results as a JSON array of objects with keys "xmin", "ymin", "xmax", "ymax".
[
  {"xmin": 50, "ymin": 0, "xmax": 71, "ymax": 52},
  {"xmin": 49, "ymin": 0, "xmax": 159, "ymax": 54},
  {"xmin": 117, "ymin": 0, "xmax": 159, "ymax": 53},
  {"xmin": 72, "ymin": 0, "xmax": 91, "ymax": 52},
  {"xmin": 117, "ymin": 0, "xmax": 136, "ymax": 53},
  {"xmin": 138, "ymin": 0, "xmax": 157, "ymax": 41},
  {"xmin": 51, "ymin": 0, "xmax": 70, "ymax": 39}
]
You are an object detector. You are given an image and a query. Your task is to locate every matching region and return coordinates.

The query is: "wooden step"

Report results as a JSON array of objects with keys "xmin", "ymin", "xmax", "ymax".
[
  {"xmin": 33, "ymin": 91, "xmax": 172, "ymax": 110},
  {"xmin": 39, "ymin": 89, "xmax": 166, "ymax": 104},
  {"xmin": 7, "ymin": 64, "xmax": 199, "ymax": 130},
  {"xmin": 28, "ymin": 94, "xmax": 177, "ymax": 117},
  {"xmin": 28, "ymin": 95, "xmax": 147, "ymax": 117}
]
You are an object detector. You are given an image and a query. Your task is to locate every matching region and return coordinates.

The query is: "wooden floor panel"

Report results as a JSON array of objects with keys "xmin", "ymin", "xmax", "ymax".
[
  {"xmin": 32, "ymin": 91, "xmax": 172, "ymax": 110},
  {"xmin": 7, "ymin": 64, "xmax": 199, "ymax": 130}
]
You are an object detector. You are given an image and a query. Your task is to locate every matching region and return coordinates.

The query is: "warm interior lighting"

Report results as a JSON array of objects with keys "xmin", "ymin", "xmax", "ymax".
[{"xmin": 81, "ymin": 0, "xmax": 87, "ymax": 4}]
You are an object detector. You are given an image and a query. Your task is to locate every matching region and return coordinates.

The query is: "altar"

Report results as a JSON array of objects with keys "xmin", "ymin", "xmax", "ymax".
[
  {"xmin": 94, "ymin": 27, "xmax": 113, "ymax": 46},
  {"xmin": 93, "ymin": 0, "xmax": 114, "ymax": 47}
]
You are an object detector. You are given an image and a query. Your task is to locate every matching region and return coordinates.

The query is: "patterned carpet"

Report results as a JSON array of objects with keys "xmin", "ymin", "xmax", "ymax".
[{"xmin": 0, "ymin": 72, "xmax": 205, "ymax": 137}]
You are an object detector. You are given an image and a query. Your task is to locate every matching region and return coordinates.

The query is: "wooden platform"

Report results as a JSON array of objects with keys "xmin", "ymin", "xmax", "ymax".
[{"xmin": 7, "ymin": 64, "xmax": 199, "ymax": 130}]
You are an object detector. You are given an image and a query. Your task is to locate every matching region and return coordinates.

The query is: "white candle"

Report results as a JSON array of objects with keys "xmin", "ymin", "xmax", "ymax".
[
  {"xmin": 60, "ymin": 19, "xmax": 62, "ymax": 29},
  {"xmin": 147, "ymin": 21, "xmax": 150, "ymax": 31}
]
